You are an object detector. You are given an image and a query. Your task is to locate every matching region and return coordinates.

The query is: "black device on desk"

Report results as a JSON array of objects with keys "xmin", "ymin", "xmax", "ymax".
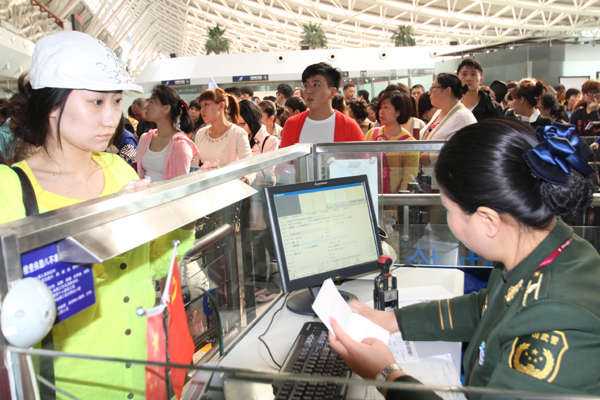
[
  {"xmin": 274, "ymin": 321, "xmax": 351, "ymax": 400},
  {"xmin": 374, "ymin": 255, "xmax": 398, "ymax": 310},
  {"xmin": 264, "ymin": 175, "xmax": 383, "ymax": 315}
]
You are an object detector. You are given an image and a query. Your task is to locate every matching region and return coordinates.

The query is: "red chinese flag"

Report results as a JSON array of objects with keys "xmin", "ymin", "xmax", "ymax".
[
  {"xmin": 146, "ymin": 306, "xmax": 167, "ymax": 400},
  {"xmin": 167, "ymin": 257, "xmax": 195, "ymax": 399}
]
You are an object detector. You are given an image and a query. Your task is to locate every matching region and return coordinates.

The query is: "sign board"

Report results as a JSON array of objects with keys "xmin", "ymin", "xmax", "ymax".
[
  {"xmin": 410, "ymin": 69, "xmax": 436, "ymax": 75},
  {"xmin": 162, "ymin": 79, "xmax": 191, "ymax": 86},
  {"xmin": 22, "ymin": 244, "xmax": 96, "ymax": 324},
  {"xmin": 232, "ymin": 75, "xmax": 269, "ymax": 82},
  {"xmin": 360, "ymin": 71, "xmax": 367, "ymax": 77}
]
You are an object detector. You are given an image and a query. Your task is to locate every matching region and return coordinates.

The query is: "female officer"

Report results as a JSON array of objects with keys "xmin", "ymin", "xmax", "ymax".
[
  {"xmin": 329, "ymin": 119, "xmax": 600, "ymax": 399},
  {"xmin": 0, "ymin": 31, "xmax": 153, "ymax": 399}
]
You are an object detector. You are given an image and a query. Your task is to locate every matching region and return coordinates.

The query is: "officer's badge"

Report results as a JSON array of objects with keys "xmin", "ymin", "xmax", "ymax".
[
  {"xmin": 509, "ymin": 331, "xmax": 568, "ymax": 382},
  {"xmin": 504, "ymin": 279, "xmax": 523, "ymax": 302}
]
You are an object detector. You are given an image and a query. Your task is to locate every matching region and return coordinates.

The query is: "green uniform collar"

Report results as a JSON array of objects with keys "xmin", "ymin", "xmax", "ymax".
[{"xmin": 501, "ymin": 219, "xmax": 572, "ymax": 305}]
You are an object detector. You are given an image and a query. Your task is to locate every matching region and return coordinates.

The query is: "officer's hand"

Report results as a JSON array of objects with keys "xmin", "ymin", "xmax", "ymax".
[
  {"xmin": 328, "ymin": 317, "xmax": 400, "ymax": 380},
  {"xmin": 349, "ymin": 301, "xmax": 400, "ymax": 333},
  {"xmin": 591, "ymin": 142, "xmax": 599, "ymax": 152}
]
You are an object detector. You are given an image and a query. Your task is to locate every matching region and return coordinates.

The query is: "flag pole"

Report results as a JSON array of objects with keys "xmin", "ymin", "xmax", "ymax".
[{"xmin": 161, "ymin": 240, "xmax": 180, "ymax": 306}]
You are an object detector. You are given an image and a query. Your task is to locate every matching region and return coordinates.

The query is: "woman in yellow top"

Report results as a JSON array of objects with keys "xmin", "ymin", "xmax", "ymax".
[
  {"xmin": 0, "ymin": 31, "xmax": 156, "ymax": 399},
  {"xmin": 365, "ymin": 91, "xmax": 419, "ymax": 192}
]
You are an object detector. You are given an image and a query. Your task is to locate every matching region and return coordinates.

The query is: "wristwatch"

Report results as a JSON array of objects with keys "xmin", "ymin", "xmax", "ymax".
[{"xmin": 375, "ymin": 363, "xmax": 403, "ymax": 381}]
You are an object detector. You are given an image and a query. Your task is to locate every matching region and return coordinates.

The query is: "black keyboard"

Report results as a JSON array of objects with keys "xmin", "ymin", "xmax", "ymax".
[{"xmin": 273, "ymin": 321, "xmax": 351, "ymax": 400}]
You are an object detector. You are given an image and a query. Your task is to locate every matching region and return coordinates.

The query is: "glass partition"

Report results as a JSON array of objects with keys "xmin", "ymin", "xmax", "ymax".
[{"xmin": 2, "ymin": 141, "xmax": 600, "ymax": 399}]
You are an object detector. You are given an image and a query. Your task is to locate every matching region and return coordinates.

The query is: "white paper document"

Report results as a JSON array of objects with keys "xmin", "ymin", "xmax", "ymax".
[
  {"xmin": 312, "ymin": 278, "xmax": 390, "ymax": 344},
  {"xmin": 389, "ymin": 332, "xmax": 419, "ymax": 363}
]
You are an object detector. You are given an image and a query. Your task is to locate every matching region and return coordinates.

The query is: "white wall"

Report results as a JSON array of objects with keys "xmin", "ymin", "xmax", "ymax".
[{"xmin": 134, "ymin": 45, "xmax": 471, "ymax": 93}]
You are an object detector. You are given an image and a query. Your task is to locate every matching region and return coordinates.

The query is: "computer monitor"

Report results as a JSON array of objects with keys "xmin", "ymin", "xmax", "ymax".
[{"xmin": 264, "ymin": 175, "xmax": 382, "ymax": 315}]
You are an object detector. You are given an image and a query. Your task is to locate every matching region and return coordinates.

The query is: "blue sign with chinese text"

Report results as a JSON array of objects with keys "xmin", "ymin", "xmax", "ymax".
[
  {"xmin": 232, "ymin": 75, "xmax": 269, "ymax": 82},
  {"xmin": 21, "ymin": 244, "xmax": 96, "ymax": 324}
]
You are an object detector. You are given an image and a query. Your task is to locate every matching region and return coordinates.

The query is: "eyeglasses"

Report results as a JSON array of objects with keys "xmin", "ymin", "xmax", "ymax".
[
  {"xmin": 586, "ymin": 91, "xmax": 600, "ymax": 97},
  {"xmin": 429, "ymin": 86, "xmax": 443, "ymax": 92}
]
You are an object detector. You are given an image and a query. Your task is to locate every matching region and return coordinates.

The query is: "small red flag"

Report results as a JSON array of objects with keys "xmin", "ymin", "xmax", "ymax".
[
  {"xmin": 146, "ymin": 305, "xmax": 166, "ymax": 400},
  {"xmin": 167, "ymin": 256, "xmax": 195, "ymax": 399}
]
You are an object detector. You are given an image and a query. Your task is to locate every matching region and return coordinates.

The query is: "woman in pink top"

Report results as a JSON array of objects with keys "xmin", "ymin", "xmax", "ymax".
[
  {"xmin": 137, "ymin": 85, "xmax": 198, "ymax": 181},
  {"xmin": 192, "ymin": 88, "xmax": 252, "ymax": 172}
]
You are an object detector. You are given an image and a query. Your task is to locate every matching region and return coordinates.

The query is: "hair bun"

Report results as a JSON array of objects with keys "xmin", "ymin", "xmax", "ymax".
[{"xmin": 540, "ymin": 170, "xmax": 594, "ymax": 217}]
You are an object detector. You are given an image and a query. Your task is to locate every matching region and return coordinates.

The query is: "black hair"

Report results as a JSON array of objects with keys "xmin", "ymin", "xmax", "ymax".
[
  {"xmin": 0, "ymin": 98, "xmax": 10, "ymax": 120},
  {"xmin": 457, "ymin": 59, "xmax": 483, "ymax": 75},
  {"xmin": 285, "ymin": 96, "xmax": 307, "ymax": 113},
  {"xmin": 357, "ymin": 89, "xmax": 369, "ymax": 102},
  {"xmin": 375, "ymin": 90, "xmax": 412, "ymax": 125},
  {"xmin": 277, "ymin": 84, "xmax": 293, "ymax": 99},
  {"xmin": 343, "ymin": 83, "xmax": 355, "ymax": 91},
  {"xmin": 332, "ymin": 94, "xmax": 347, "ymax": 114},
  {"xmin": 417, "ymin": 92, "xmax": 435, "ymax": 121},
  {"xmin": 553, "ymin": 84, "xmax": 566, "ymax": 93},
  {"xmin": 263, "ymin": 95, "xmax": 276, "ymax": 103},
  {"xmin": 565, "ymin": 88, "xmax": 581, "ymax": 99},
  {"xmin": 189, "ymin": 99, "xmax": 204, "ymax": 130},
  {"xmin": 367, "ymin": 102, "xmax": 377, "ymax": 112},
  {"xmin": 436, "ymin": 73, "xmax": 465, "ymax": 99},
  {"xmin": 240, "ymin": 86, "xmax": 254, "ymax": 97},
  {"xmin": 506, "ymin": 80, "xmax": 518, "ymax": 90},
  {"xmin": 539, "ymin": 94, "xmax": 565, "ymax": 121},
  {"xmin": 224, "ymin": 86, "xmax": 241, "ymax": 99},
  {"xmin": 348, "ymin": 100, "xmax": 369, "ymax": 120},
  {"xmin": 514, "ymin": 79, "xmax": 546, "ymax": 107},
  {"xmin": 110, "ymin": 115, "xmax": 126, "ymax": 149},
  {"xmin": 411, "ymin": 84, "xmax": 424, "ymax": 92},
  {"xmin": 301, "ymin": 62, "xmax": 341, "ymax": 89},
  {"xmin": 6, "ymin": 74, "xmax": 72, "ymax": 149},
  {"xmin": 189, "ymin": 99, "xmax": 201, "ymax": 109},
  {"xmin": 276, "ymin": 104, "xmax": 289, "ymax": 127},
  {"xmin": 238, "ymin": 99, "xmax": 263, "ymax": 142},
  {"xmin": 151, "ymin": 84, "xmax": 194, "ymax": 134},
  {"xmin": 435, "ymin": 119, "xmax": 594, "ymax": 229}
]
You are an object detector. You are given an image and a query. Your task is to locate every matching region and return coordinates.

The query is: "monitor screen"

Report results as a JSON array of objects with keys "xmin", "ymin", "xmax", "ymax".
[{"xmin": 265, "ymin": 175, "xmax": 382, "ymax": 298}]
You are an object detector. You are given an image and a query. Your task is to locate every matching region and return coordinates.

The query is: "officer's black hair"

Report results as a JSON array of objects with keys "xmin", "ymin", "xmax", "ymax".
[
  {"xmin": 301, "ymin": 62, "xmax": 341, "ymax": 89},
  {"xmin": 343, "ymin": 83, "xmax": 355, "ymax": 91},
  {"xmin": 435, "ymin": 119, "xmax": 594, "ymax": 229}
]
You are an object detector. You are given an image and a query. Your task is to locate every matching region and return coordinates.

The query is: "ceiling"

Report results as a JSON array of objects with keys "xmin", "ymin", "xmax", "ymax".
[{"xmin": 1, "ymin": 0, "xmax": 599, "ymax": 76}]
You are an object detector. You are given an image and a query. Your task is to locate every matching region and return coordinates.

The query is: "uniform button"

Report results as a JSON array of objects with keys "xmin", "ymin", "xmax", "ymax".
[
  {"xmin": 127, "ymin": 393, "xmax": 134, "ymax": 399},
  {"xmin": 125, "ymin": 362, "xmax": 132, "ymax": 368},
  {"xmin": 123, "ymin": 296, "xmax": 130, "ymax": 303},
  {"xmin": 120, "ymin": 263, "xmax": 127, "ymax": 270},
  {"xmin": 125, "ymin": 329, "xmax": 132, "ymax": 336}
]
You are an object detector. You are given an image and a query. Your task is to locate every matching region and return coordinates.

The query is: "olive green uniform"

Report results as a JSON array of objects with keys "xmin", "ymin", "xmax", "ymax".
[{"xmin": 390, "ymin": 220, "xmax": 600, "ymax": 399}]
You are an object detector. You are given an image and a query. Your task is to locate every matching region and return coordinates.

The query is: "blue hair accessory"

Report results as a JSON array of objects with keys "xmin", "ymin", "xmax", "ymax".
[{"xmin": 522, "ymin": 122, "xmax": 595, "ymax": 185}]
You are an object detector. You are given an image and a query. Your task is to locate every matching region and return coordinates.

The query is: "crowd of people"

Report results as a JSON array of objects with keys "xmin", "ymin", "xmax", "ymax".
[{"xmin": 1, "ymin": 29, "xmax": 600, "ymax": 400}]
